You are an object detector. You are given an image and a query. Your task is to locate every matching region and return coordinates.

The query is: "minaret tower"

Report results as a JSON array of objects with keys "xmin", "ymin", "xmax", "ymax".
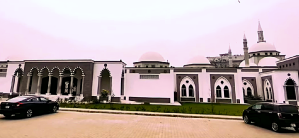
[
  {"xmin": 257, "ymin": 21, "xmax": 266, "ymax": 43},
  {"xmin": 243, "ymin": 34, "xmax": 249, "ymax": 67},
  {"xmin": 228, "ymin": 45, "xmax": 233, "ymax": 67}
]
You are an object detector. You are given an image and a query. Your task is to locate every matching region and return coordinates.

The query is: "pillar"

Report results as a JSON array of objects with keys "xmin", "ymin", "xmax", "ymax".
[
  {"xmin": 69, "ymin": 73, "xmax": 74, "ymax": 96},
  {"xmin": 14, "ymin": 75, "xmax": 19, "ymax": 93},
  {"xmin": 57, "ymin": 73, "xmax": 63, "ymax": 95},
  {"xmin": 109, "ymin": 76, "xmax": 112, "ymax": 95},
  {"xmin": 295, "ymin": 86, "xmax": 299, "ymax": 104},
  {"xmin": 76, "ymin": 78, "xmax": 81, "ymax": 96},
  {"xmin": 10, "ymin": 75, "xmax": 15, "ymax": 94},
  {"xmin": 36, "ymin": 72, "xmax": 42, "ymax": 95},
  {"xmin": 97, "ymin": 76, "xmax": 102, "ymax": 96},
  {"xmin": 80, "ymin": 74, "xmax": 85, "ymax": 97},
  {"xmin": 283, "ymin": 86, "xmax": 287, "ymax": 104},
  {"xmin": 26, "ymin": 73, "xmax": 32, "ymax": 95},
  {"xmin": 46, "ymin": 73, "xmax": 53, "ymax": 95},
  {"xmin": 109, "ymin": 76, "xmax": 113, "ymax": 102}
]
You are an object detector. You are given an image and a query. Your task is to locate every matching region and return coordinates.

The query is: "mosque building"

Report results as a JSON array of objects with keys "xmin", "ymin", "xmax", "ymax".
[{"xmin": 0, "ymin": 22, "xmax": 298, "ymax": 105}]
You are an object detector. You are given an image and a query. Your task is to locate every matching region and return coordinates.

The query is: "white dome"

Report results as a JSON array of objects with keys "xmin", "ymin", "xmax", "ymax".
[
  {"xmin": 249, "ymin": 42, "xmax": 276, "ymax": 53},
  {"xmin": 138, "ymin": 52, "xmax": 165, "ymax": 62},
  {"xmin": 239, "ymin": 60, "xmax": 257, "ymax": 67},
  {"xmin": 187, "ymin": 55, "xmax": 210, "ymax": 65},
  {"xmin": 258, "ymin": 57, "xmax": 279, "ymax": 67}
]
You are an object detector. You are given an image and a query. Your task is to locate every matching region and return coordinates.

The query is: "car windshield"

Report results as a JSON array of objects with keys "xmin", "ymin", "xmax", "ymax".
[
  {"xmin": 6, "ymin": 96, "xmax": 30, "ymax": 102},
  {"xmin": 279, "ymin": 105, "xmax": 299, "ymax": 113}
]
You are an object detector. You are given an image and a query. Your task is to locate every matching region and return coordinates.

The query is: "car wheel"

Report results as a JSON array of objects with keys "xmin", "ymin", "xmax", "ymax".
[
  {"xmin": 52, "ymin": 106, "xmax": 58, "ymax": 113},
  {"xmin": 3, "ymin": 113, "xmax": 12, "ymax": 118},
  {"xmin": 271, "ymin": 122, "xmax": 281, "ymax": 132},
  {"xmin": 25, "ymin": 109, "xmax": 33, "ymax": 118},
  {"xmin": 243, "ymin": 115, "xmax": 251, "ymax": 124}
]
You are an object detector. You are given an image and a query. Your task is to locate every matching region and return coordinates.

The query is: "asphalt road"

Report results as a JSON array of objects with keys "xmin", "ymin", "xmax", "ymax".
[{"xmin": 0, "ymin": 111, "xmax": 298, "ymax": 138}]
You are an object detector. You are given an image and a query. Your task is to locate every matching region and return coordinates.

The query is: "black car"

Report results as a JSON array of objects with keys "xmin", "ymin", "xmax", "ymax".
[
  {"xmin": 242, "ymin": 102, "xmax": 299, "ymax": 132},
  {"xmin": 0, "ymin": 95, "xmax": 59, "ymax": 118}
]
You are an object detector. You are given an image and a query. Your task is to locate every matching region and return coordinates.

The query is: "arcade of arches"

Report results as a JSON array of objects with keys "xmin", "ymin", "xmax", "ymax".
[{"xmin": 23, "ymin": 67, "xmax": 85, "ymax": 96}]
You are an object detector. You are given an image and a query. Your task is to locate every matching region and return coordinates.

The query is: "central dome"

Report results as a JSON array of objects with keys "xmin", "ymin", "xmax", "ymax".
[
  {"xmin": 138, "ymin": 52, "xmax": 165, "ymax": 62},
  {"xmin": 249, "ymin": 42, "xmax": 276, "ymax": 53},
  {"xmin": 187, "ymin": 55, "xmax": 210, "ymax": 65}
]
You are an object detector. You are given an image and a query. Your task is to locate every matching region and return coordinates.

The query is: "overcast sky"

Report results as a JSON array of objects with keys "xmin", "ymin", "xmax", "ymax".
[{"xmin": 0, "ymin": 0, "xmax": 298, "ymax": 67}]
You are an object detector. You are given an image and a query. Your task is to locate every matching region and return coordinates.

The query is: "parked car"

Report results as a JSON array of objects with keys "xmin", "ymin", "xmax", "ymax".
[
  {"xmin": 0, "ymin": 95, "xmax": 59, "ymax": 118},
  {"xmin": 242, "ymin": 102, "xmax": 299, "ymax": 132}
]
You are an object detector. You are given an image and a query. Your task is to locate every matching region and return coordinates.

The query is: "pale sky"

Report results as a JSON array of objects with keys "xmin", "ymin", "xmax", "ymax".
[{"xmin": 0, "ymin": 0, "xmax": 299, "ymax": 67}]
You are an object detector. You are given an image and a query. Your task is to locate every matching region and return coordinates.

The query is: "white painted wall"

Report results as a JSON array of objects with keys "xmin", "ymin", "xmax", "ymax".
[
  {"xmin": 199, "ymin": 69, "xmax": 211, "ymax": 102},
  {"xmin": 124, "ymin": 69, "xmax": 175, "ymax": 103},
  {"xmin": 0, "ymin": 62, "xmax": 24, "ymax": 93},
  {"xmin": 92, "ymin": 63, "xmax": 123, "ymax": 97},
  {"xmin": 268, "ymin": 71, "xmax": 299, "ymax": 104}
]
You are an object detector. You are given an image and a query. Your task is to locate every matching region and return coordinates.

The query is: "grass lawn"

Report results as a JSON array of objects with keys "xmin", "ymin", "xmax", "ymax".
[{"xmin": 59, "ymin": 102, "xmax": 250, "ymax": 116}]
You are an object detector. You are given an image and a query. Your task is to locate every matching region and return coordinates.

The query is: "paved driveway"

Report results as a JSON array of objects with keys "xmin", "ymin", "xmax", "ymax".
[{"xmin": 0, "ymin": 111, "xmax": 298, "ymax": 138}]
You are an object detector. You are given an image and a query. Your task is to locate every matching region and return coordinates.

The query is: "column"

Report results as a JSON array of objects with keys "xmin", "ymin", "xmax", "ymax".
[
  {"xmin": 69, "ymin": 73, "xmax": 74, "ymax": 96},
  {"xmin": 295, "ymin": 86, "xmax": 299, "ymax": 104},
  {"xmin": 46, "ymin": 73, "xmax": 53, "ymax": 95},
  {"xmin": 109, "ymin": 76, "xmax": 113, "ymax": 102},
  {"xmin": 10, "ymin": 75, "xmax": 16, "ymax": 94},
  {"xmin": 76, "ymin": 78, "xmax": 81, "ymax": 96},
  {"xmin": 57, "ymin": 73, "xmax": 63, "ymax": 96},
  {"xmin": 283, "ymin": 86, "xmax": 288, "ymax": 104},
  {"xmin": 36, "ymin": 72, "xmax": 42, "ymax": 95},
  {"xmin": 14, "ymin": 75, "xmax": 19, "ymax": 93},
  {"xmin": 97, "ymin": 76, "xmax": 102, "ymax": 96},
  {"xmin": 80, "ymin": 75, "xmax": 85, "ymax": 97},
  {"xmin": 109, "ymin": 76, "xmax": 112, "ymax": 95},
  {"xmin": 25, "ymin": 73, "xmax": 32, "ymax": 95}
]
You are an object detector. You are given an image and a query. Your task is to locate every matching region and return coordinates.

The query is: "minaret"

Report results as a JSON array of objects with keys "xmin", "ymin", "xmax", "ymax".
[
  {"xmin": 257, "ymin": 21, "xmax": 266, "ymax": 43},
  {"xmin": 243, "ymin": 34, "xmax": 249, "ymax": 67},
  {"xmin": 228, "ymin": 45, "xmax": 233, "ymax": 67}
]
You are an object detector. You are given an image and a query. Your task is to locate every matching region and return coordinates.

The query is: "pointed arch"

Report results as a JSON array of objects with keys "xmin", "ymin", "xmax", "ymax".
[
  {"xmin": 214, "ymin": 76, "xmax": 232, "ymax": 99},
  {"xmin": 264, "ymin": 79, "xmax": 273, "ymax": 101},
  {"xmin": 40, "ymin": 67, "xmax": 50, "ymax": 73},
  {"xmin": 179, "ymin": 76, "xmax": 196, "ymax": 98},
  {"xmin": 74, "ymin": 66, "xmax": 84, "ymax": 74},
  {"xmin": 51, "ymin": 66, "xmax": 60, "ymax": 72},
  {"xmin": 242, "ymin": 79, "xmax": 255, "ymax": 96},
  {"xmin": 30, "ymin": 67, "xmax": 39, "ymax": 73},
  {"xmin": 284, "ymin": 78, "xmax": 297, "ymax": 100},
  {"xmin": 100, "ymin": 68, "xmax": 111, "ymax": 77}
]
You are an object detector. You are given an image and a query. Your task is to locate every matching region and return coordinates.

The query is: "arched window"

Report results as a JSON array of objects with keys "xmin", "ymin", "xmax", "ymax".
[
  {"xmin": 224, "ymin": 86, "xmax": 229, "ymax": 98},
  {"xmin": 189, "ymin": 85, "xmax": 194, "ymax": 97},
  {"xmin": 286, "ymin": 79, "xmax": 296, "ymax": 100},
  {"xmin": 181, "ymin": 85, "xmax": 187, "ymax": 97},
  {"xmin": 269, "ymin": 88, "xmax": 272, "ymax": 99},
  {"xmin": 216, "ymin": 86, "xmax": 221, "ymax": 98},
  {"xmin": 247, "ymin": 87, "xmax": 252, "ymax": 97},
  {"xmin": 266, "ymin": 88, "xmax": 269, "ymax": 99}
]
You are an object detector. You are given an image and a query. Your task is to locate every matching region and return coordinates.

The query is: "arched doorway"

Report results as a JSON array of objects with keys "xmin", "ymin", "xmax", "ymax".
[
  {"xmin": 11, "ymin": 65, "xmax": 24, "ymax": 94},
  {"xmin": 40, "ymin": 68, "xmax": 49, "ymax": 94},
  {"xmin": 284, "ymin": 79, "xmax": 298, "ymax": 105},
  {"xmin": 28, "ymin": 68, "xmax": 39, "ymax": 94},
  {"xmin": 99, "ymin": 68, "xmax": 112, "ymax": 95}
]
